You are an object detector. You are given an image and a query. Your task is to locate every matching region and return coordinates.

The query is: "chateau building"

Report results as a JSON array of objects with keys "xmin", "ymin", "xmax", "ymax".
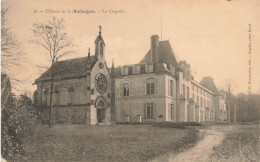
[{"xmin": 34, "ymin": 27, "xmax": 227, "ymax": 124}]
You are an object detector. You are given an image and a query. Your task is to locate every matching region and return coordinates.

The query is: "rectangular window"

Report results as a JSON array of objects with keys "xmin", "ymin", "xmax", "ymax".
[
  {"xmin": 136, "ymin": 65, "xmax": 140, "ymax": 74},
  {"xmin": 123, "ymin": 83, "xmax": 129, "ymax": 96},
  {"xmin": 68, "ymin": 88, "xmax": 74, "ymax": 105},
  {"xmin": 56, "ymin": 92, "xmax": 59, "ymax": 105},
  {"xmin": 44, "ymin": 90, "xmax": 48, "ymax": 106},
  {"xmin": 124, "ymin": 67, "xmax": 129, "ymax": 75},
  {"xmin": 201, "ymin": 97, "xmax": 203, "ymax": 107},
  {"xmin": 148, "ymin": 64, "xmax": 153, "ymax": 73},
  {"xmin": 147, "ymin": 103, "xmax": 153, "ymax": 119},
  {"xmin": 182, "ymin": 84, "xmax": 185, "ymax": 96},
  {"xmin": 192, "ymin": 84, "xmax": 194, "ymax": 91},
  {"xmin": 170, "ymin": 80, "xmax": 173, "ymax": 96},
  {"xmin": 197, "ymin": 96, "xmax": 199, "ymax": 104},
  {"xmin": 171, "ymin": 104, "xmax": 174, "ymax": 120},
  {"xmin": 140, "ymin": 64, "xmax": 145, "ymax": 73},
  {"xmin": 187, "ymin": 87, "xmax": 189, "ymax": 100},
  {"xmin": 129, "ymin": 66, "xmax": 133, "ymax": 75},
  {"xmin": 169, "ymin": 104, "xmax": 174, "ymax": 120},
  {"xmin": 147, "ymin": 79, "xmax": 154, "ymax": 95}
]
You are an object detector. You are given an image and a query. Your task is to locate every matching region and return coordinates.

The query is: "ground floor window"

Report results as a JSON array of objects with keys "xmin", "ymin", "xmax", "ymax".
[
  {"xmin": 146, "ymin": 103, "xmax": 153, "ymax": 119},
  {"xmin": 169, "ymin": 104, "xmax": 175, "ymax": 120}
]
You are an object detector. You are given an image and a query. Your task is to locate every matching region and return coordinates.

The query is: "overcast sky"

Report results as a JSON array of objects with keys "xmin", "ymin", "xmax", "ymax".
[{"xmin": 2, "ymin": 0, "xmax": 260, "ymax": 95}]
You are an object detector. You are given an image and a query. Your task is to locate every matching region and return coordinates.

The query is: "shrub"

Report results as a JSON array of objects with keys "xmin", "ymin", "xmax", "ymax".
[{"xmin": 1, "ymin": 93, "xmax": 39, "ymax": 160}]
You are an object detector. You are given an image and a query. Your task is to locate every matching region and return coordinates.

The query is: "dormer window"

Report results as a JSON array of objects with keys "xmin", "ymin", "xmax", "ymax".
[
  {"xmin": 136, "ymin": 65, "xmax": 140, "ymax": 74},
  {"xmin": 124, "ymin": 67, "xmax": 129, "ymax": 75},
  {"xmin": 148, "ymin": 64, "xmax": 153, "ymax": 73}
]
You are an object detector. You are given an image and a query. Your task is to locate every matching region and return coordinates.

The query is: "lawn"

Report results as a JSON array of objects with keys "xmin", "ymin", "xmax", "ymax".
[
  {"xmin": 209, "ymin": 123, "xmax": 259, "ymax": 162},
  {"xmin": 15, "ymin": 124, "xmax": 199, "ymax": 162}
]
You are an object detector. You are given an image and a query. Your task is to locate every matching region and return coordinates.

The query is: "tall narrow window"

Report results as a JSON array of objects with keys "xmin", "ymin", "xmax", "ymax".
[
  {"xmin": 136, "ymin": 65, "xmax": 140, "ymax": 74},
  {"xmin": 54, "ymin": 89, "xmax": 59, "ymax": 106},
  {"xmin": 197, "ymin": 96, "xmax": 199, "ymax": 104},
  {"xmin": 148, "ymin": 64, "xmax": 153, "ymax": 73},
  {"xmin": 124, "ymin": 67, "xmax": 129, "ymax": 75},
  {"xmin": 182, "ymin": 84, "xmax": 185, "ymax": 96},
  {"xmin": 147, "ymin": 103, "xmax": 153, "ymax": 119},
  {"xmin": 44, "ymin": 89, "xmax": 48, "ymax": 106},
  {"xmin": 201, "ymin": 97, "xmax": 203, "ymax": 107},
  {"xmin": 68, "ymin": 87, "xmax": 74, "ymax": 105},
  {"xmin": 146, "ymin": 79, "xmax": 154, "ymax": 95},
  {"xmin": 123, "ymin": 83, "xmax": 129, "ymax": 96},
  {"xmin": 187, "ymin": 87, "xmax": 190, "ymax": 100},
  {"xmin": 170, "ymin": 80, "xmax": 173, "ymax": 96},
  {"xmin": 170, "ymin": 104, "xmax": 174, "ymax": 120}
]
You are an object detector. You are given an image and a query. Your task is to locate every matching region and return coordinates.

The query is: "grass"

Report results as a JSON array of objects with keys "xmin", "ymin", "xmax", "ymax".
[
  {"xmin": 209, "ymin": 124, "xmax": 259, "ymax": 162},
  {"xmin": 15, "ymin": 124, "xmax": 199, "ymax": 162}
]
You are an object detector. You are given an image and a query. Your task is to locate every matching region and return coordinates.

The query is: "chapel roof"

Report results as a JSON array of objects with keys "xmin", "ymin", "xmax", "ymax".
[{"xmin": 35, "ymin": 56, "xmax": 97, "ymax": 82}]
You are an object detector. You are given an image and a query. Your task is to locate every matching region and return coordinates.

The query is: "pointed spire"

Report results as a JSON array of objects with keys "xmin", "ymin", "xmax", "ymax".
[
  {"xmin": 112, "ymin": 59, "xmax": 114, "ymax": 68},
  {"xmin": 111, "ymin": 59, "xmax": 115, "ymax": 78},
  {"xmin": 99, "ymin": 25, "xmax": 102, "ymax": 35},
  {"xmin": 86, "ymin": 48, "xmax": 92, "ymax": 70},
  {"xmin": 88, "ymin": 48, "xmax": 90, "ymax": 57}
]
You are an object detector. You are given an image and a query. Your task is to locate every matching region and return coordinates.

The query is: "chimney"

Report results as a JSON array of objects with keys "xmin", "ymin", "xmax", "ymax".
[{"xmin": 150, "ymin": 35, "xmax": 159, "ymax": 63}]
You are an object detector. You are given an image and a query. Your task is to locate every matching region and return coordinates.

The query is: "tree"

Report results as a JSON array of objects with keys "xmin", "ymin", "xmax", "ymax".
[
  {"xmin": 31, "ymin": 16, "xmax": 74, "ymax": 127},
  {"xmin": 1, "ymin": 3, "xmax": 24, "ymax": 88},
  {"xmin": 224, "ymin": 80, "xmax": 235, "ymax": 122}
]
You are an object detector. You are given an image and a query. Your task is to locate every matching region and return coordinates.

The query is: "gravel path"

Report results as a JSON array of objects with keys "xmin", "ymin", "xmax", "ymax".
[{"xmin": 151, "ymin": 127, "xmax": 224, "ymax": 162}]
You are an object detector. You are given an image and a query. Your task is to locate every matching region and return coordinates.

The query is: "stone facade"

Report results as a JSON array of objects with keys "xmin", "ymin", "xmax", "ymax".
[
  {"xmin": 35, "ymin": 28, "xmax": 112, "ymax": 125},
  {"xmin": 34, "ymin": 29, "xmax": 227, "ymax": 125}
]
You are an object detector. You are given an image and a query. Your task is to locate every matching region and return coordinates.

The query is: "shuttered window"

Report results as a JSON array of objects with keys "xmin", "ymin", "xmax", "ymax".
[{"xmin": 136, "ymin": 65, "xmax": 140, "ymax": 74}]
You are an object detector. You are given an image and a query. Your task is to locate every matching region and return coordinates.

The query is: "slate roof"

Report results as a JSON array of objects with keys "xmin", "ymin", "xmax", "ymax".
[
  {"xmin": 113, "ymin": 62, "xmax": 175, "ymax": 77},
  {"xmin": 36, "ymin": 56, "xmax": 97, "ymax": 82},
  {"xmin": 200, "ymin": 77, "xmax": 218, "ymax": 94},
  {"xmin": 139, "ymin": 40, "xmax": 179, "ymax": 67}
]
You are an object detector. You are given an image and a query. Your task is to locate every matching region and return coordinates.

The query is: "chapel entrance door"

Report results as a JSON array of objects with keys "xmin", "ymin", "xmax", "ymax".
[{"xmin": 97, "ymin": 100, "xmax": 105, "ymax": 123}]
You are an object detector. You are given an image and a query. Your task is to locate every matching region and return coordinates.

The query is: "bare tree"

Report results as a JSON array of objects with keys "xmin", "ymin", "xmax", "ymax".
[
  {"xmin": 31, "ymin": 16, "xmax": 74, "ymax": 127},
  {"xmin": 1, "ymin": 4, "xmax": 24, "ymax": 74},
  {"xmin": 224, "ymin": 80, "xmax": 235, "ymax": 123}
]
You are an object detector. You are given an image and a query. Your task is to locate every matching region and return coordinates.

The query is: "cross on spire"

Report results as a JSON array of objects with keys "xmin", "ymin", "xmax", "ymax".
[{"xmin": 99, "ymin": 25, "xmax": 102, "ymax": 35}]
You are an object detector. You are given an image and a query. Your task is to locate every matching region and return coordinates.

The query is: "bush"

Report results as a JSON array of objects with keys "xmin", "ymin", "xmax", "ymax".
[
  {"xmin": 152, "ymin": 122, "xmax": 186, "ymax": 129},
  {"xmin": 1, "ymin": 93, "xmax": 39, "ymax": 161}
]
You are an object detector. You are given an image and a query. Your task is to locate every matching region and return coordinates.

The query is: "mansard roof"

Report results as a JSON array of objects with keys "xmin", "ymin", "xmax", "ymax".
[
  {"xmin": 112, "ymin": 62, "xmax": 176, "ymax": 77},
  {"xmin": 139, "ymin": 40, "xmax": 179, "ymax": 67},
  {"xmin": 200, "ymin": 77, "xmax": 218, "ymax": 94},
  {"xmin": 35, "ymin": 56, "xmax": 97, "ymax": 82}
]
